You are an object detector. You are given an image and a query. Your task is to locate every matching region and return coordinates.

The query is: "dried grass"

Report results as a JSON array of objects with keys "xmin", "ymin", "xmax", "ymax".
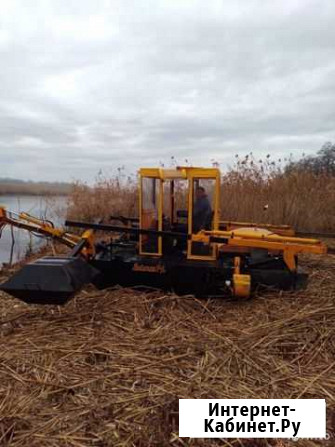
[
  {"xmin": 0, "ymin": 252, "xmax": 334, "ymax": 447},
  {"xmin": 66, "ymin": 158, "xmax": 335, "ymax": 233},
  {"xmin": 66, "ymin": 175, "xmax": 137, "ymax": 223},
  {"xmin": 1, "ymin": 160, "xmax": 334, "ymax": 445},
  {"xmin": 221, "ymin": 156, "xmax": 335, "ymax": 233}
]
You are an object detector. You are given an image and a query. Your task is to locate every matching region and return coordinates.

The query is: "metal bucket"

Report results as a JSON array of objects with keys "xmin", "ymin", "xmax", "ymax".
[{"xmin": 0, "ymin": 256, "xmax": 98, "ymax": 305}]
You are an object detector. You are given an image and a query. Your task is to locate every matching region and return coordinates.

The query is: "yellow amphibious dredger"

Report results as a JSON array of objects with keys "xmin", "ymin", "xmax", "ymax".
[{"xmin": 0, "ymin": 166, "xmax": 329, "ymax": 305}]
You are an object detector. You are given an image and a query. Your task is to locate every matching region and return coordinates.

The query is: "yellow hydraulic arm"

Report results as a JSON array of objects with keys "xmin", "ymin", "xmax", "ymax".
[
  {"xmin": 0, "ymin": 206, "xmax": 94, "ymax": 258},
  {"xmin": 192, "ymin": 227, "xmax": 328, "ymax": 298},
  {"xmin": 220, "ymin": 220, "xmax": 295, "ymax": 236},
  {"xmin": 198, "ymin": 227, "xmax": 327, "ymax": 272}
]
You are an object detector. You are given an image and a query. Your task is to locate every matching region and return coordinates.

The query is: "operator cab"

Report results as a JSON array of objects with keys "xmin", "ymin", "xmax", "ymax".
[{"xmin": 139, "ymin": 167, "xmax": 220, "ymax": 260}]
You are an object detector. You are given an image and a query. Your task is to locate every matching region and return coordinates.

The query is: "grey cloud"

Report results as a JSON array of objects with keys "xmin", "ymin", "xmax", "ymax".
[{"xmin": 0, "ymin": 0, "xmax": 334, "ymax": 181}]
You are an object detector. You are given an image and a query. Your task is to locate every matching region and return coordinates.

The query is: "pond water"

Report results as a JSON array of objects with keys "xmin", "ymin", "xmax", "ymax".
[{"xmin": 0, "ymin": 195, "xmax": 68, "ymax": 266}]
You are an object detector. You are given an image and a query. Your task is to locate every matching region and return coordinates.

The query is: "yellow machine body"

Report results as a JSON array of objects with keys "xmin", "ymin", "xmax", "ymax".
[
  {"xmin": 0, "ymin": 167, "xmax": 330, "ymax": 302},
  {"xmin": 138, "ymin": 166, "xmax": 327, "ymax": 298}
]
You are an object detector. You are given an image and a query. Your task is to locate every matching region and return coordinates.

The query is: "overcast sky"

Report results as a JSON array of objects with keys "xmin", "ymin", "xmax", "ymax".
[{"xmin": 0, "ymin": 0, "xmax": 334, "ymax": 182}]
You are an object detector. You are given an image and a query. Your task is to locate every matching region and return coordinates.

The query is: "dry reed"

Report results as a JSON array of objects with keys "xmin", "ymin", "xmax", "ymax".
[
  {"xmin": 0, "ymin": 252, "xmax": 334, "ymax": 446},
  {"xmin": 66, "ymin": 157, "xmax": 335, "ymax": 233},
  {"xmin": 1, "ymin": 159, "xmax": 334, "ymax": 446},
  {"xmin": 222, "ymin": 155, "xmax": 335, "ymax": 233},
  {"xmin": 66, "ymin": 174, "xmax": 137, "ymax": 223}
]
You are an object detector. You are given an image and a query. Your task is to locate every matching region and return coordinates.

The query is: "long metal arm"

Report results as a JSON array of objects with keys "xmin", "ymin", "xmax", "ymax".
[
  {"xmin": 1, "ymin": 207, "xmax": 80, "ymax": 248},
  {"xmin": 65, "ymin": 220, "xmax": 188, "ymax": 239},
  {"xmin": 0, "ymin": 207, "xmax": 95, "ymax": 259},
  {"xmin": 220, "ymin": 220, "xmax": 335, "ymax": 239},
  {"xmin": 65, "ymin": 220, "xmax": 333, "ymax": 261}
]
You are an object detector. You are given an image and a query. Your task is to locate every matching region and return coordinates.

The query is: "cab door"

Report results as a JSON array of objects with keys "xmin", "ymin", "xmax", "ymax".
[
  {"xmin": 187, "ymin": 172, "xmax": 220, "ymax": 260},
  {"xmin": 139, "ymin": 176, "xmax": 163, "ymax": 256}
]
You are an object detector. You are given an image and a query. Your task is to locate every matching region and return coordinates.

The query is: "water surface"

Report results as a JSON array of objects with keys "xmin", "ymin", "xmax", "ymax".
[{"xmin": 0, "ymin": 195, "xmax": 67, "ymax": 266}]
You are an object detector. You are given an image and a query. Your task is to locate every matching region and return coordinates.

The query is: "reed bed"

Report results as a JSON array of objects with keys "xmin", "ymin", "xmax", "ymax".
[
  {"xmin": 0, "ymin": 252, "xmax": 334, "ymax": 447},
  {"xmin": 66, "ymin": 157, "xmax": 335, "ymax": 233},
  {"xmin": 221, "ymin": 156, "xmax": 335, "ymax": 233},
  {"xmin": 66, "ymin": 175, "xmax": 137, "ymax": 223}
]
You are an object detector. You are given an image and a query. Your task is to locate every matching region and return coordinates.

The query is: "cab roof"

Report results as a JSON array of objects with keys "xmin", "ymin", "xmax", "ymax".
[{"xmin": 139, "ymin": 166, "xmax": 220, "ymax": 180}]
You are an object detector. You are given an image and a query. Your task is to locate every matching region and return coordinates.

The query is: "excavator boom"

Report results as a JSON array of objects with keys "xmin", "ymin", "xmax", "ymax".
[{"xmin": 0, "ymin": 206, "xmax": 97, "ymax": 304}]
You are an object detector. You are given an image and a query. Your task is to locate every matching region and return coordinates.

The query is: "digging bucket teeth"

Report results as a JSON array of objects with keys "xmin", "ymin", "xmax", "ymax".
[{"xmin": 0, "ymin": 257, "xmax": 98, "ymax": 305}]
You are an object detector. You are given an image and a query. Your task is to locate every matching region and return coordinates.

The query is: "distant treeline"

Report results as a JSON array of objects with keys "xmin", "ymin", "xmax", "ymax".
[
  {"xmin": 286, "ymin": 142, "xmax": 335, "ymax": 176},
  {"xmin": 0, "ymin": 178, "xmax": 72, "ymax": 196}
]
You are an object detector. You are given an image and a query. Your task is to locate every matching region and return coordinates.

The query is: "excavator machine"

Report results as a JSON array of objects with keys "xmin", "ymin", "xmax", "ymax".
[{"xmin": 0, "ymin": 167, "xmax": 329, "ymax": 305}]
